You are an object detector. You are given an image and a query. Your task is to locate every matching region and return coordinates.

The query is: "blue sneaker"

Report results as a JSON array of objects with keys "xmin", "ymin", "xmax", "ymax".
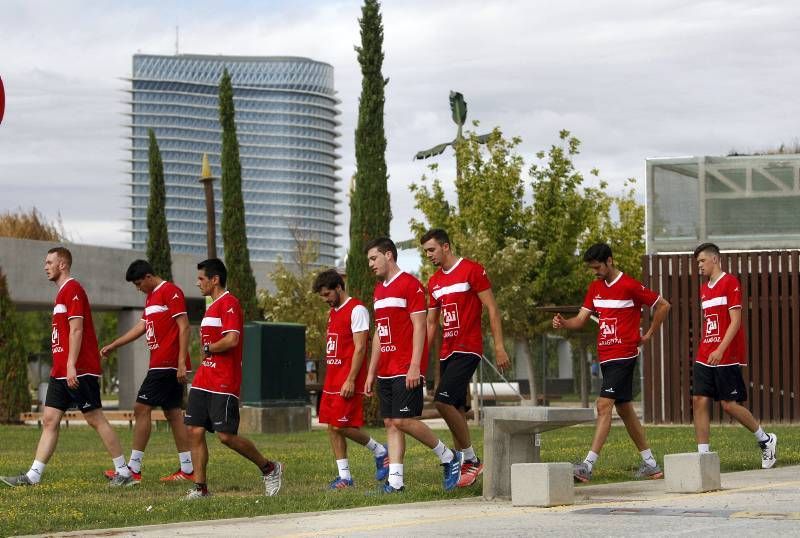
[
  {"xmin": 329, "ymin": 476, "xmax": 354, "ymax": 490},
  {"xmin": 442, "ymin": 450, "xmax": 462, "ymax": 491},
  {"xmin": 381, "ymin": 481, "xmax": 404, "ymax": 494},
  {"xmin": 374, "ymin": 446, "xmax": 389, "ymax": 481}
]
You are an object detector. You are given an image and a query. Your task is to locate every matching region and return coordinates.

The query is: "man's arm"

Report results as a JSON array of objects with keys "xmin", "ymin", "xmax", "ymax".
[
  {"xmin": 364, "ymin": 331, "xmax": 381, "ymax": 396},
  {"xmin": 552, "ymin": 308, "xmax": 592, "ymax": 331},
  {"xmin": 341, "ymin": 330, "xmax": 368, "ymax": 398},
  {"xmin": 406, "ymin": 311, "xmax": 426, "ymax": 390},
  {"xmin": 477, "ymin": 288, "xmax": 510, "ymax": 370},
  {"xmin": 100, "ymin": 320, "xmax": 146, "ymax": 357},
  {"xmin": 641, "ymin": 297, "xmax": 671, "ymax": 344},
  {"xmin": 426, "ymin": 307, "xmax": 440, "ymax": 349},
  {"xmin": 66, "ymin": 317, "xmax": 84, "ymax": 389},
  {"xmin": 707, "ymin": 307, "xmax": 741, "ymax": 365},
  {"xmin": 207, "ymin": 331, "xmax": 239, "ymax": 353},
  {"xmin": 175, "ymin": 314, "xmax": 190, "ymax": 383}
]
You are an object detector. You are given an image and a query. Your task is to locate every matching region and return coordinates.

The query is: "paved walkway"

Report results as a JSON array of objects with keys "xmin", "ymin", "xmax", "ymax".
[{"xmin": 25, "ymin": 465, "xmax": 800, "ymax": 537}]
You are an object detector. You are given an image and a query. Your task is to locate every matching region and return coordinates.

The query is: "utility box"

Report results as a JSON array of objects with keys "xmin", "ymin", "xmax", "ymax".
[{"xmin": 241, "ymin": 322, "xmax": 306, "ymax": 407}]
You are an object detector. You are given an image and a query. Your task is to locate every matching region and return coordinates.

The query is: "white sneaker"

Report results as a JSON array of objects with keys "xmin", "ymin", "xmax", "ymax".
[
  {"xmin": 263, "ymin": 461, "xmax": 283, "ymax": 496},
  {"xmin": 759, "ymin": 434, "xmax": 777, "ymax": 469},
  {"xmin": 183, "ymin": 487, "xmax": 211, "ymax": 500}
]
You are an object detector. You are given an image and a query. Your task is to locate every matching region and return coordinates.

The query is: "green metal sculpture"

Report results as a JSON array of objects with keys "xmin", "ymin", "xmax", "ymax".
[{"xmin": 414, "ymin": 91, "xmax": 491, "ymax": 160}]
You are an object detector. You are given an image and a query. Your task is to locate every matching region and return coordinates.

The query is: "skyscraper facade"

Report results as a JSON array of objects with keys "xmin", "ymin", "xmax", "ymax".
[{"xmin": 127, "ymin": 54, "xmax": 340, "ymax": 264}]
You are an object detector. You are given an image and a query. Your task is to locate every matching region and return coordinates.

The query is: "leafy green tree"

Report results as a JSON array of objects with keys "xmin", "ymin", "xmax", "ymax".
[
  {"xmin": 219, "ymin": 68, "xmax": 258, "ymax": 320},
  {"xmin": 0, "ymin": 267, "xmax": 31, "ymax": 422},
  {"xmin": 346, "ymin": 0, "xmax": 391, "ymax": 309},
  {"xmin": 146, "ymin": 129, "xmax": 173, "ymax": 281}
]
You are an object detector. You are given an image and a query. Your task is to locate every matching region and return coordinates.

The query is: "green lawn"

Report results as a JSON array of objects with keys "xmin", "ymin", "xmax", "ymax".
[{"xmin": 1, "ymin": 423, "xmax": 798, "ymax": 536}]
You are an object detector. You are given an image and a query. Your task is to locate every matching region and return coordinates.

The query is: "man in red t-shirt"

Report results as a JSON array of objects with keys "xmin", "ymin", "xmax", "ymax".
[
  {"xmin": 182, "ymin": 258, "xmax": 282, "ymax": 499},
  {"xmin": 692, "ymin": 243, "xmax": 776, "ymax": 468},
  {"xmin": 363, "ymin": 237, "xmax": 462, "ymax": 493},
  {"xmin": 421, "ymin": 228, "xmax": 510, "ymax": 488},
  {"xmin": 1, "ymin": 247, "xmax": 133, "ymax": 487},
  {"xmin": 313, "ymin": 269, "xmax": 389, "ymax": 489},
  {"xmin": 553, "ymin": 243, "xmax": 670, "ymax": 483},
  {"xmin": 99, "ymin": 260, "xmax": 194, "ymax": 483}
]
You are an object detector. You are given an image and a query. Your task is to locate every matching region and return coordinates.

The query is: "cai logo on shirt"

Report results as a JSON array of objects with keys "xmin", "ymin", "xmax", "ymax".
[
  {"xmin": 326, "ymin": 333, "xmax": 338, "ymax": 358},
  {"xmin": 599, "ymin": 318, "xmax": 617, "ymax": 339},
  {"xmin": 705, "ymin": 314, "xmax": 719, "ymax": 337},
  {"xmin": 51, "ymin": 325, "xmax": 59, "ymax": 346},
  {"xmin": 376, "ymin": 317, "xmax": 396, "ymax": 352},
  {"xmin": 442, "ymin": 303, "xmax": 460, "ymax": 329}
]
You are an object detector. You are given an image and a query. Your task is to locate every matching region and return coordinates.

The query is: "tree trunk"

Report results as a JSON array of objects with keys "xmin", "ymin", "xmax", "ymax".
[{"xmin": 515, "ymin": 337, "xmax": 536, "ymax": 404}]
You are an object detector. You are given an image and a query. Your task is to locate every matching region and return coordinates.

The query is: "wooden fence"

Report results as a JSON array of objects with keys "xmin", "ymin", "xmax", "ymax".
[{"xmin": 641, "ymin": 251, "xmax": 800, "ymax": 424}]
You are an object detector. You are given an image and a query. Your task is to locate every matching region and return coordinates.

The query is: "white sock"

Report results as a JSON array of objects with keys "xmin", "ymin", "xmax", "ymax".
[
  {"xmin": 698, "ymin": 444, "xmax": 710, "ymax": 453},
  {"xmin": 366, "ymin": 438, "xmax": 387, "ymax": 457},
  {"xmin": 388, "ymin": 463, "xmax": 404, "ymax": 489},
  {"xmin": 640, "ymin": 449, "xmax": 657, "ymax": 467},
  {"xmin": 128, "ymin": 450, "xmax": 144, "ymax": 473},
  {"xmin": 113, "ymin": 455, "xmax": 131, "ymax": 477},
  {"xmin": 432, "ymin": 440, "xmax": 454, "ymax": 463},
  {"xmin": 462, "ymin": 446, "xmax": 477, "ymax": 462},
  {"xmin": 584, "ymin": 450, "xmax": 599, "ymax": 471},
  {"xmin": 179, "ymin": 451, "xmax": 193, "ymax": 474},
  {"xmin": 754, "ymin": 427, "xmax": 769, "ymax": 443},
  {"xmin": 336, "ymin": 458, "xmax": 352, "ymax": 480},
  {"xmin": 26, "ymin": 460, "xmax": 46, "ymax": 484}
]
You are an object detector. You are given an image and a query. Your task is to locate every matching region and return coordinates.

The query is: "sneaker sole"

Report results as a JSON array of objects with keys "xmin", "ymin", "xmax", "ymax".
[
  {"xmin": 457, "ymin": 467, "xmax": 484, "ymax": 488},
  {"xmin": 644, "ymin": 471, "xmax": 664, "ymax": 480}
]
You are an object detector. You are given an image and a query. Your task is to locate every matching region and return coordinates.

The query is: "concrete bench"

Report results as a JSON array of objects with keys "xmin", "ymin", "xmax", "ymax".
[
  {"xmin": 20, "ymin": 410, "xmax": 169, "ymax": 430},
  {"xmin": 483, "ymin": 406, "xmax": 595, "ymax": 499}
]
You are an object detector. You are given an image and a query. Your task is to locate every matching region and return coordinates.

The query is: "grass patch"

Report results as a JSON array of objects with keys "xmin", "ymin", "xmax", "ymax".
[{"xmin": 1, "ymin": 423, "xmax": 798, "ymax": 536}]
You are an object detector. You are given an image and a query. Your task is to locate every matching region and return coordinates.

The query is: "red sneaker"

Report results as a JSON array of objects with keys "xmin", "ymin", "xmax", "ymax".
[
  {"xmin": 160, "ymin": 469, "xmax": 194, "ymax": 482},
  {"xmin": 456, "ymin": 459, "xmax": 484, "ymax": 488},
  {"xmin": 103, "ymin": 467, "xmax": 141, "ymax": 483}
]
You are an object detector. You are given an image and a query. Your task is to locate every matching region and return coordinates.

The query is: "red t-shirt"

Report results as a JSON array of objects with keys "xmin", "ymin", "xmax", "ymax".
[
  {"xmin": 323, "ymin": 297, "xmax": 370, "ymax": 393},
  {"xmin": 427, "ymin": 258, "xmax": 491, "ymax": 360},
  {"xmin": 581, "ymin": 272, "xmax": 660, "ymax": 363},
  {"xmin": 696, "ymin": 272, "xmax": 746, "ymax": 366},
  {"xmin": 142, "ymin": 281, "xmax": 192, "ymax": 371},
  {"xmin": 193, "ymin": 291, "xmax": 243, "ymax": 397},
  {"xmin": 373, "ymin": 271, "xmax": 429, "ymax": 378},
  {"xmin": 51, "ymin": 278, "xmax": 102, "ymax": 379}
]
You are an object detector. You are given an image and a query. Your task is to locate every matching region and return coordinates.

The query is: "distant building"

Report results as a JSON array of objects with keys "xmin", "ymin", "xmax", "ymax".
[
  {"xmin": 646, "ymin": 154, "xmax": 800, "ymax": 253},
  {"xmin": 125, "ymin": 54, "xmax": 341, "ymax": 264}
]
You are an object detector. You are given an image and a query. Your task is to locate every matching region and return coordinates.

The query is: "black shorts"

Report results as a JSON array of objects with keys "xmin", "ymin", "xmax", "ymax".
[
  {"xmin": 599, "ymin": 357, "xmax": 637, "ymax": 403},
  {"xmin": 184, "ymin": 389, "xmax": 240, "ymax": 433},
  {"xmin": 435, "ymin": 353, "xmax": 481, "ymax": 410},
  {"xmin": 44, "ymin": 376, "xmax": 102, "ymax": 413},
  {"xmin": 137, "ymin": 369, "xmax": 185, "ymax": 410},
  {"xmin": 692, "ymin": 362, "xmax": 747, "ymax": 402},
  {"xmin": 378, "ymin": 377, "xmax": 424, "ymax": 419}
]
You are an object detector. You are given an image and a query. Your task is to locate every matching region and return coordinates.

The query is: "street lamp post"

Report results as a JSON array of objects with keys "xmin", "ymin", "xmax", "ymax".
[{"xmin": 199, "ymin": 153, "xmax": 217, "ymax": 259}]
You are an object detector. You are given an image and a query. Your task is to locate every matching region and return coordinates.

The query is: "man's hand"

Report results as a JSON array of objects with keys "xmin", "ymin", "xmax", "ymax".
[
  {"xmin": 495, "ymin": 348, "xmax": 511, "ymax": 371},
  {"xmin": 708, "ymin": 348, "xmax": 724, "ymax": 365},
  {"xmin": 405, "ymin": 364, "xmax": 421, "ymax": 390},
  {"xmin": 340, "ymin": 379, "xmax": 355, "ymax": 399},
  {"xmin": 640, "ymin": 331, "xmax": 653, "ymax": 345},
  {"xmin": 66, "ymin": 365, "xmax": 78, "ymax": 389},
  {"xmin": 552, "ymin": 313, "xmax": 565, "ymax": 329},
  {"xmin": 364, "ymin": 374, "xmax": 375, "ymax": 397},
  {"xmin": 99, "ymin": 343, "xmax": 115, "ymax": 358},
  {"xmin": 176, "ymin": 365, "xmax": 188, "ymax": 384}
]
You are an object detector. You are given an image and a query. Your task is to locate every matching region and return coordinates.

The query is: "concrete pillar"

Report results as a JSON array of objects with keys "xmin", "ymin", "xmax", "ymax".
[
  {"xmin": 511, "ymin": 463, "xmax": 574, "ymax": 507},
  {"xmin": 117, "ymin": 308, "xmax": 149, "ymax": 410},
  {"xmin": 664, "ymin": 452, "xmax": 721, "ymax": 493}
]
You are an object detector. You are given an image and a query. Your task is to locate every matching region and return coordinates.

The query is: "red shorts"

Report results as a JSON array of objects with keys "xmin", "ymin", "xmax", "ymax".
[{"xmin": 318, "ymin": 391, "xmax": 364, "ymax": 427}]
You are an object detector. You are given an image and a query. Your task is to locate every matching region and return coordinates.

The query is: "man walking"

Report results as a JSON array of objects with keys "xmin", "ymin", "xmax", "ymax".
[
  {"xmin": 691, "ymin": 243, "xmax": 776, "ymax": 467},
  {"xmin": 183, "ymin": 258, "xmax": 282, "ymax": 499},
  {"xmin": 1, "ymin": 247, "xmax": 133, "ymax": 487},
  {"xmin": 313, "ymin": 269, "xmax": 389, "ymax": 489},
  {"xmin": 363, "ymin": 237, "xmax": 461, "ymax": 493},
  {"xmin": 553, "ymin": 243, "xmax": 670, "ymax": 482},
  {"xmin": 99, "ymin": 259, "xmax": 194, "ymax": 483},
  {"xmin": 420, "ymin": 229, "xmax": 510, "ymax": 487}
]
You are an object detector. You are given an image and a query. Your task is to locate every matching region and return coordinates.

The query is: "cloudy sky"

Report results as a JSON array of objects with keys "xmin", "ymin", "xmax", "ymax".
[{"xmin": 1, "ymin": 0, "xmax": 798, "ymax": 261}]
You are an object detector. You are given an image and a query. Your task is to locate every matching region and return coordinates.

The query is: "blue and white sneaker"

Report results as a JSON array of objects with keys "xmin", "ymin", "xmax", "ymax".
[
  {"xmin": 442, "ymin": 450, "xmax": 462, "ymax": 491},
  {"xmin": 375, "ymin": 445, "xmax": 389, "ymax": 481},
  {"xmin": 329, "ymin": 476, "xmax": 354, "ymax": 490},
  {"xmin": 381, "ymin": 481, "xmax": 404, "ymax": 494}
]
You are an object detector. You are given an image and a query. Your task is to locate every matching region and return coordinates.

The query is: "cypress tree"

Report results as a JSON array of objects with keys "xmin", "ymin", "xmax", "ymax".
[
  {"xmin": 219, "ymin": 69, "xmax": 258, "ymax": 320},
  {"xmin": 0, "ymin": 267, "xmax": 31, "ymax": 423},
  {"xmin": 146, "ymin": 129, "xmax": 173, "ymax": 281},
  {"xmin": 346, "ymin": 0, "xmax": 391, "ymax": 308}
]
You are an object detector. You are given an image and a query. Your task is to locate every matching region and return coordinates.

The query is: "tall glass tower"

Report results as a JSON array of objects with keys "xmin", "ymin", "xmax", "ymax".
[{"xmin": 126, "ymin": 54, "xmax": 341, "ymax": 264}]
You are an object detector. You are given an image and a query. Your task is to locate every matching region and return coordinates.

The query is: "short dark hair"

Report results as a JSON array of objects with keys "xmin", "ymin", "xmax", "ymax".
[
  {"xmin": 313, "ymin": 268, "xmax": 345, "ymax": 293},
  {"xmin": 693, "ymin": 242, "xmax": 720, "ymax": 259},
  {"xmin": 47, "ymin": 247, "xmax": 72, "ymax": 269},
  {"xmin": 420, "ymin": 228, "xmax": 450, "ymax": 246},
  {"xmin": 125, "ymin": 259, "xmax": 155, "ymax": 282},
  {"xmin": 364, "ymin": 237, "xmax": 398, "ymax": 261},
  {"xmin": 197, "ymin": 258, "xmax": 227, "ymax": 287},
  {"xmin": 583, "ymin": 243, "xmax": 613, "ymax": 263}
]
